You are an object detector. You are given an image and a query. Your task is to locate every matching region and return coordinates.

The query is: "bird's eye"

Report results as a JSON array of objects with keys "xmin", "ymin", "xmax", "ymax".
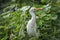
[{"xmin": 34, "ymin": 9, "xmax": 35, "ymax": 10}]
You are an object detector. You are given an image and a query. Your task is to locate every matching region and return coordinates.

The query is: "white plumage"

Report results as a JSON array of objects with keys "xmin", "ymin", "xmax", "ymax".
[
  {"xmin": 26, "ymin": 7, "xmax": 43, "ymax": 37},
  {"xmin": 27, "ymin": 7, "xmax": 36, "ymax": 37}
]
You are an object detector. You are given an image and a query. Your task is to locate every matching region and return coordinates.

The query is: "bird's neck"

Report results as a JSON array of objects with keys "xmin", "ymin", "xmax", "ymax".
[{"xmin": 30, "ymin": 12, "xmax": 36, "ymax": 21}]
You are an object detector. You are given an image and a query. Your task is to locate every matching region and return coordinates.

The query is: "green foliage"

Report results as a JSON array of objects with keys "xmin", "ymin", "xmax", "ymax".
[{"xmin": 0, "ymin": 0, "xmax": 60, "ymax": 40}]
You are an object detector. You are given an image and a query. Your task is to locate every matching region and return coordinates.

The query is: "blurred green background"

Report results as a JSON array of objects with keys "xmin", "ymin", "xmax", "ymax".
[{"xmin": 0, "ymin": 0, "xmax": 60, "ymax": 40}]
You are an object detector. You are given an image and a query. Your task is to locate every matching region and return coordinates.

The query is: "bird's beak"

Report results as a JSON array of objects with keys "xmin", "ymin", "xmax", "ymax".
[{"xmin": 35, "ymin": 8, "xmax": 43, "ymax": 10}]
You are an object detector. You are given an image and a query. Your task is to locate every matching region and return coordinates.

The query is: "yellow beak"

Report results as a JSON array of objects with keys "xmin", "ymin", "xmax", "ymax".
[{"xmin": 35, "ymin": 8, "xmax": 43, "ymax": 10}]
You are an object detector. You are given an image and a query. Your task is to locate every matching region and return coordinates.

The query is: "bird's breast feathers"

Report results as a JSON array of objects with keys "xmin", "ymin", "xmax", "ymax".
[{"xmin": 27, "ymin": 19, "xmax": 36, "ymax": 31}]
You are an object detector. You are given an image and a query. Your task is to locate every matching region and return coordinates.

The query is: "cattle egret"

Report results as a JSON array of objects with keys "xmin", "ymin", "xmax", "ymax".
[{"xmin": 26, "ymin": 7, "xmax": 43, "ymax": 37}]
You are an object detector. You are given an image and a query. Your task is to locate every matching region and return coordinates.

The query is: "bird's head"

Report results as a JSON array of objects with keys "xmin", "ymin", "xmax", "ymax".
[{"xmin": 29, "ymin": 7, "xmax": 43, "ymax": 13}]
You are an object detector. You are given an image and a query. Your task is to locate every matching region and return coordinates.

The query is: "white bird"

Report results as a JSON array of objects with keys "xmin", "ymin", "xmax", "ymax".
[{"xmin": 26, "ymin": 7, "xmax": 43, "ymax": 37}]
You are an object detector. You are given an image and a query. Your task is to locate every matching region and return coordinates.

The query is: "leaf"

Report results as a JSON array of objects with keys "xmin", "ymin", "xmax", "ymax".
[
  {"xmin": 38, "ymin": 11, "xmax": 46, "ymax": 18},
  {"xmin": 39, "ymin": 20, "xmax": 44, "ymax": 25},
  {"xmin": 51, "ymin": 15, "xmax": 57, "ymax": 20},
  {"xmin": 3, "ymin": 14, "xmax": 10, "ymax": 18}
]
